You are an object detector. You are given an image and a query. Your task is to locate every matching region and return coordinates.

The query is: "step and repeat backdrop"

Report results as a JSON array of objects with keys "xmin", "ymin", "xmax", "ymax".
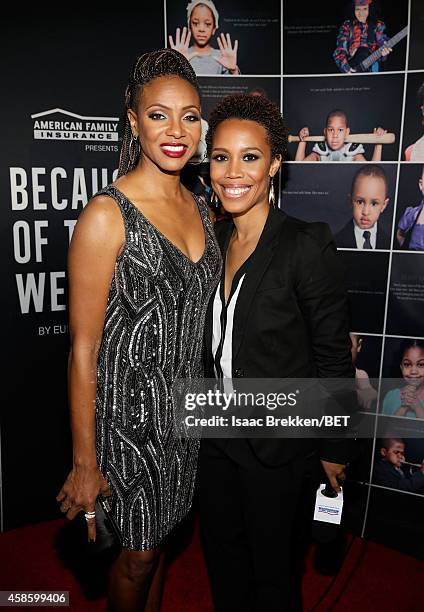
[{"xmin": 2, "ymin": 1, "xmax": 423, "ymax": 558}]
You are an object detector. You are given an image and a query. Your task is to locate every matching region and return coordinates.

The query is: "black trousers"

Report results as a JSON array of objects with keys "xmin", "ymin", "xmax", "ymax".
[{"xmin": 197, "ymin": 439, "xmax": 318, "ymax": 612}]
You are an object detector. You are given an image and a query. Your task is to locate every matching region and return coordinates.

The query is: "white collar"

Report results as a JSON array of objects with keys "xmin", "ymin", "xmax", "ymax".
[{"xmin": 353, "ymin": 221, "xmax": 377, "ymax": 249}]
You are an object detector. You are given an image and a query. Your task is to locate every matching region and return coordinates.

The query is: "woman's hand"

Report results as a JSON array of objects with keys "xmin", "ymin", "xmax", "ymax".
[
  {"xmin": 169, "ymin": 27, "xmax": 195, "ymax": 61},
  {"xmin": 320, "ymin": 460, "xmax": 346, "ymax": 493},
  {"xmin": 215, "ymin": 33, "xmax": 239, "ymax": 73},
  {"xmin": 56, "ymin": 465, "xmax": 110, "ymax": 541}
]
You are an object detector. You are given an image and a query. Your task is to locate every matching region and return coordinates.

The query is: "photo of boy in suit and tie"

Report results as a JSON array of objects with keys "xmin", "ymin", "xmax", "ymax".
[
  {"xmin": 335, "ymin": 164, "xmax": 391, "ymax": 249},
  {"xmin": 295, "ymin": 109, "xmax": 386, "ymax": 162}
]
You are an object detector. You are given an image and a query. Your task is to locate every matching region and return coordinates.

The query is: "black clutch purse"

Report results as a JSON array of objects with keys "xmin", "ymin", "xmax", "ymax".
[{"xmin": 83, "ymin": 495, "xmax": 122, "ymax": 557}]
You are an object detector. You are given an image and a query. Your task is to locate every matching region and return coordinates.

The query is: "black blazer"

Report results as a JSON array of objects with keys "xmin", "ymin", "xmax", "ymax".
[
  {"xmin": 335, "ymin": 218, "xmax": 390, "ymax": 249},
  {"xmin": 204, "ymin": 207, "xmax": 356, "ymax": 466}
]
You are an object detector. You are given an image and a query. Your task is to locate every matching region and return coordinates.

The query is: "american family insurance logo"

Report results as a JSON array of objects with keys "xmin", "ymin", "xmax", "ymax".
[
  {"xmin": 317, "ymin": 506, "xmax": 340, "ymax": 516},
  {"xmin": 31, "ymin": 108, "xmax": 119, "ymax": 141}
]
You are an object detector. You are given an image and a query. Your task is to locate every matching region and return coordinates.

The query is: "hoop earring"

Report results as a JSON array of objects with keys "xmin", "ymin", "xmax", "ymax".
[
  {"xmin": 211, "ymin": 191, "xmax": 218, "ymax": 204},
  {"xmin": 268, "ymin": 178, "xmax": 276, "ymax": 208}
]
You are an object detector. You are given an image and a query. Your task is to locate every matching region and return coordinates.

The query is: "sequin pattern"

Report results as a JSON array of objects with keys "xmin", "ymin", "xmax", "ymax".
[{"xmin": 95, "ymin": 185, "xmax": 221, "ymax": 550}]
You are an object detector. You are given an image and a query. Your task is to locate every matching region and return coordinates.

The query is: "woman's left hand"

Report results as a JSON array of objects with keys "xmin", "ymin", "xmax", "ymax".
[
  {"xmin": 214, "ymin": 33, "xmax": 239, "ymax": 72},
  {"xmin": 320, "ymin": 460, "xmax": 346, "ymax": 493}
]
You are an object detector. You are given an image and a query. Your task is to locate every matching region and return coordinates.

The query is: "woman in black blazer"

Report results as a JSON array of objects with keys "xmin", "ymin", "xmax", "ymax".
[{"xmin": 197, "ymin": 94, "xmax": 356, "ymax": 612}]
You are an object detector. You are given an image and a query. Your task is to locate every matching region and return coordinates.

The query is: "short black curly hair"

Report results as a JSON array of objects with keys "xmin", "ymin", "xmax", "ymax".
[{"xmin": 206, "ymin": 93, "xmax": 288, "ymax": 160}]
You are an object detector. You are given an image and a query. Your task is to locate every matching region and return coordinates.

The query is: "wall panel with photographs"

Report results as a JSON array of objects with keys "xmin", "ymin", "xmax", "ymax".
[
  {"xmin": 279, "ymin": 0, "xmax": 424, "ymax": 558},
  {"xmin": 1, "ymin": 0, "xmax": 422, "ymax": 559}
]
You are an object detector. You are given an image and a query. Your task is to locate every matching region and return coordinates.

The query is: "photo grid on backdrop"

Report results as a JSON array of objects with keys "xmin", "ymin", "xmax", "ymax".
[{"xmin": 2, "ymin": 0, "xmax": 423, "ymax": 556}]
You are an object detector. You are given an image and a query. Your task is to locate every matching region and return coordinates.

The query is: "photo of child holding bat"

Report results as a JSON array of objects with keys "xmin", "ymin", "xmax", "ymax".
[
  {"xmin": 382, "ymin": 339, "xmax": 424, "ymax": 420},
  {"xmin": 294, "ymin": 109, "xmax": 391, "ymax": 161}
]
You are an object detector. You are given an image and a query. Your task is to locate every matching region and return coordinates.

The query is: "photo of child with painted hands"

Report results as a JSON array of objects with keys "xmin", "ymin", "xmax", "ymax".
[
  {"xmin": 169, "ymin": 0, "xmax": 240, "ymax": 75},
  {"xmin": 295, "ymin": 110, "xmax": 386, "ymax": 162}
]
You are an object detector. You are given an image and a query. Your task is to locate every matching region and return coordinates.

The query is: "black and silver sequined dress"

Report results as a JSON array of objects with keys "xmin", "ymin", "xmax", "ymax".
[{"xmin": 95, "ymin": 185, "xmax": 221, "ymax": 550}]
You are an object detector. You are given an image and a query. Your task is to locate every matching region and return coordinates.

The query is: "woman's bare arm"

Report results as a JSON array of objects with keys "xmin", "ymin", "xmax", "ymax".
[{"xmin": 56, "ymin": 195, "xmax": 124, "ymax": 538}]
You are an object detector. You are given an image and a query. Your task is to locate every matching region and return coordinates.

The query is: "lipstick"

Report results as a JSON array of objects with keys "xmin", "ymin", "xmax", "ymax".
[{"xmin": 160, "ymin": 143, "xmax": 188, "ymax": 158}]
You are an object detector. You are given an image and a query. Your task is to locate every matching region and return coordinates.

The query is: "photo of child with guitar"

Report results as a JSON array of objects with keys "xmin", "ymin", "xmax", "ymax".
[{"xmin": 333, "ymin": 0, "xmax": 407, "ymax": 74}]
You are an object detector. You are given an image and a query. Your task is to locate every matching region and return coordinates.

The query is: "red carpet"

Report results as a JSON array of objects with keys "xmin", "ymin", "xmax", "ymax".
[{"xmin": 0, "ymin": 516, "xmax": 422, "ymax": 611}]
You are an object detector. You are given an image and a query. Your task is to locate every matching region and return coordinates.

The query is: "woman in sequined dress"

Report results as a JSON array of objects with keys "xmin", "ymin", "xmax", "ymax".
[{"xmin": 56, "ymin": 49, "xmax": 221, "ymax": 611}]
